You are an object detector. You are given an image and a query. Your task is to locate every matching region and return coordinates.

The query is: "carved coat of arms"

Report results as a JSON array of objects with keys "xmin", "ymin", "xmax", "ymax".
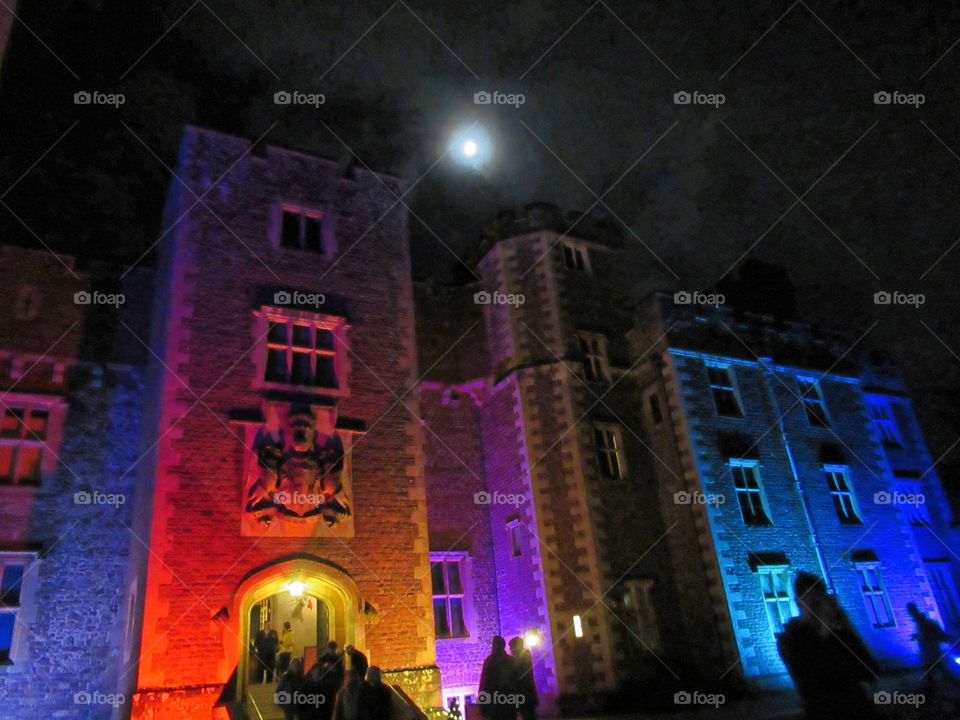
[{"xmin": 241, "ymin": 403, "xmax": 354, "ymax": 537}]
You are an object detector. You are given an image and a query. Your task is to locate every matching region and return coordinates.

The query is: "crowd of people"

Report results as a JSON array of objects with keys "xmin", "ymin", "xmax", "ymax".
[
  {"xmin": 476, "ymin": 635, "xmax": 539, "ymax": 720},
  {"xmin": 251, "ymin": 635, "xmax": 390, "ymax": 720},
  {"xmin": 778, "ymin": 571, "xmax": 959, "ymax": 719}
]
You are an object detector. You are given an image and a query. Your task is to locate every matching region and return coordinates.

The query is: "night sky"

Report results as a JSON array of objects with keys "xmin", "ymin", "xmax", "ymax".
[{"xmin": 2, "ymin": 0, "xmax": 959, "ymax": 501}]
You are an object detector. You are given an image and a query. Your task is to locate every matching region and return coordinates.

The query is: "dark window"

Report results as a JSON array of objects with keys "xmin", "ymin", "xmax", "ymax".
[
  {"xmin": 562, "ymin": 243, "xmax": 588, "ymax": 271},
  {"xmin": 648, "ymin": 393, "xmax": 663, "ymax": 425},
  {"xmin": 264, "ymin": 319, "xmax": 339, "ymax": 389},
  {"xmin": 825, "ymin": 466, "xmax": 861, "ymax": 524},
  {"xmin": 707, "ymin": 365, "xmax": 742, "ymax": 417},
  {"xmin": 431, "ymin": 558, "xmax": 467, "ymax": 638},
  {"xmin": 798, "ymin": 378, "xmax": 830, "ymax": 428},
  {"xmin": 731, "ymin": 462, "xmax": 770, "ymax": 526},
  {"xmin": 280, "ymin": 209, "xmax": 325, "ymax": 253},
  {"xmin": 595, "ymin": 427, "xmax": 624, "ymax": 479}
]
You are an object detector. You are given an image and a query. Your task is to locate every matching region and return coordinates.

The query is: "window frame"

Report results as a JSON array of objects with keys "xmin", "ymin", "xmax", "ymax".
[
  {"xmin": 924, "ymin": 561, "xmax": 960, "ymax": 629},
  {"xmin": 430, "ymin": 552, "xmax": 471, "ymax": 640},
  {"xmin": 824, "ymin": 464, "xmax": 862, "ymax": 525},
  {"xmin": 854, "ymin": 562, "xmax": 896, "ymax": 628},
  {"xmin": 508, "ymin": 520, "xmax": 523, "ymax": 558},
  {"xmin": 893, "ymin": 476, "xmax": 930, "ymax": 526},
  {"xmin": 0, "ymin": 394, "xmax": 66, "ymax": 486},
  {"xmin": 647, "ymin": 391, "xmax": 664, "ymax": 426},
  {"xmin": 623, "ymin": 578, "xmax": 662, "ymax": 651},
  {"xmin": 560, "ymin": 240, "xmax": 591, "ymax": 273},
  {"xmin": 730, "ymin": 459, "xmax": 772, "ymax": 526},
  {"xmin": 867, "ymin": 396, "xmax": 902, "ymax": 447},
  {"xmin": 797, "ymin": 377, "xmax": 831, "ymax": 428},
  {"xmin": 756, "ymin": 565, "xmax": 798, "ymax": 636},
  {"xmin": 578, "ymin": 332, "xmax": 609, "ymax": 382},
  {"xmin": 594, "ymin": 423, "xmax": 626, "ymax": 480},
  {"xmin": 0, "ymin": 552, "xmax": 38, "ymax": 665},
  {"xmin": 705, "ymin": 362, "xmax": 743, "ymax": 418},
  {"xmin": 253, "ymin": 307, "xmax": 351, "ymax": 397},
  {"xmin": 275, "ymin": 204, "xmax": 335, "ymax": 256}
]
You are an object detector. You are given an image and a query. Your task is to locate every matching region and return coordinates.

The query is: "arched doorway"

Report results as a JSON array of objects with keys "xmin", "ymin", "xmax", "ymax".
[{"xmin": 231, "ymin": 559, "xmax": 364, "ymax": 705}]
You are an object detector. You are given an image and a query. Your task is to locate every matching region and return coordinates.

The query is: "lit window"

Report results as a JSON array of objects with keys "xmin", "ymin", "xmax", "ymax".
[
  {"xmin": 260, "ymin": 310, "xmax": 348, "ymax": 393},
  {"xmin": 578, "ymin": 333, "xmax": 608, "ymax": 382},
  {"xmin": 867, "ymin": 397, "xmax": 902, "ymax": 447},
  {"xmin": 0, "ymin": 404, "xmax": 49, "ymax": 485},
  {"xmin": 824, "ymin": 465, "xmax": 861, "ymax": 524},
  {"xmin": 431, "ymin": 554, "xmax": 468, "ymax": 639},
  {"xmin": 647, "ymin": 392, "xmax": 663, "ymax": 425},
  {"xmin": 0, "ymin": 553, "xmax": 34, "ymax": 664},
  {"xmin": 623, "ymin": 579, "xmax": 661, "ymax": 651},
  {"xmin": 925, "ymin": 561, "xmax": 960, "ymax": 628},
  {"xmin": 572, "ymin": 614, "xmax": 584, "ymax": 638},
  {"xmin": 595, "ymin": 425, "xmax": 625, "ymax": 480},
  {"xmin": 280, "ymin": 207, "xmax": 325, "ymax": 253},
  {"xmin": 854, "ymin": 563, "xmax": 895, "ymax": 628},
  {"xmin": 797, "ymin": 377, "xmax": 830, "ymax": 428},
  {"xmin": 706, "ymin": 363, "xmax": 742, "ymax": 417},
  {"xmin": 756, "ymin": 566, "xmax": 798, "ymax": 635},
  {"xmin": 561, "ymin": 241, "xmax": 589, "ymax": 272},
  {"xmin": 730, "ymin": 459, "xmax": 771, "ymax": 526}
]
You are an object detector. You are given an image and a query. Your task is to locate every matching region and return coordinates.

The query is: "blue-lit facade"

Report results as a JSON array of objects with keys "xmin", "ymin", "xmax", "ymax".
[{"xmin": 632, "ymin": 293, "xmax": 960, "ymax": 685}]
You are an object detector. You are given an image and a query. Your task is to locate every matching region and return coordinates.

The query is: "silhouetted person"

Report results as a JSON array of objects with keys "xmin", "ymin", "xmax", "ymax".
[
  {"xmin": 478, "ymin": 636, "xmax": 517, "ymax": 720},
  {"xmin": 778, "ymin": 573, "xmax": 879, "ymax": 720},
  {"xmin": 266, "ymin": 628, "xmax": 280, "ymax": 681},
  {"xmin": 360, "ymin": 666, "xmax": 393, "ymax": 720},
  {"xmin": 344, "ymin": 644, "xmax": 369, "ymax": 681},
  {"xmin": 321, "ymin": 641, "xmax": 344, "ymax": 688},
  {"xmin": 907, "ymin": 602, "xmax": 953, "ymax": 699},
  {"xmin": 278, "ymin": 620, "xmax": 294, "ymax": 675},
  {"xmin": 255, "ymin": 624, "xmax": 278, "ymax": 683},
  {"xmin": 333, "ymin": 668, "xmax": 363, "ymax": 720},
  {"xmin": 509, "ymin": 636, "xmax": 538, "ymax": 720},
  {"xmin": 299, "ymin": 663, "xmax": 327, "ymax": 720},
  {"xmin": 276, "ymin": 658, "xmax": 304, "ymax": 720}
]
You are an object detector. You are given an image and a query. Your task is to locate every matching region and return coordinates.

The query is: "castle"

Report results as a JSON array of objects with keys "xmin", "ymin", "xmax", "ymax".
[{"xmin": 0, "ymin": 126, "xmax": 956, "ymax": 718}]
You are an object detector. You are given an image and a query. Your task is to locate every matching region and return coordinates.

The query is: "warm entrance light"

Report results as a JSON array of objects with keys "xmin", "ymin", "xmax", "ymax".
[{"xmin": 285, "ymin": 580, "xmax": 306, "ymax": 597}]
